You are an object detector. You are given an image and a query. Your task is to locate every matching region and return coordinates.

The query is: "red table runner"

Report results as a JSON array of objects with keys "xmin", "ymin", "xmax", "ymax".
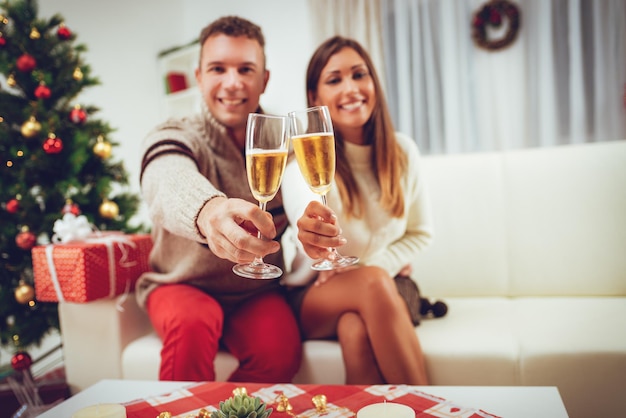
[{"xmin": 124, "ymin": 382, "xmax": 501, "ymax": 418}]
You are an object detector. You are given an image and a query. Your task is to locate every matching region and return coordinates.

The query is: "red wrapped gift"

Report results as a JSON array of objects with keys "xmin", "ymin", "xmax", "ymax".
[
  {"xmin": 166, "ymin": 72, "xmax": 187, "ymax": 93},
  {"xmin": 32, "ymin": 233, "xmax": 153, "ymax": 303}
]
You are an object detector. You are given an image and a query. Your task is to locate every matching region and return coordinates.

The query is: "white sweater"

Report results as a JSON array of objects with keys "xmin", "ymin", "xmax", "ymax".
[{"xmin": 281, "ymin": 132, "xmax": 434, "ymax": 286}]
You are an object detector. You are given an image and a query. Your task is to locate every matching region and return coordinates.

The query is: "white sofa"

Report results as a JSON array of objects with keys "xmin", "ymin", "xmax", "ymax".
[{"xmin": 58, "ymin": 140, "xmax": 626, "ymax": 418}]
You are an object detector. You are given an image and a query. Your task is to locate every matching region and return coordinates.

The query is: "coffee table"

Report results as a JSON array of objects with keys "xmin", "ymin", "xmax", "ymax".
[{"xmin": 37, "ymin": 379, "xmax": 569, "ymax": 418}]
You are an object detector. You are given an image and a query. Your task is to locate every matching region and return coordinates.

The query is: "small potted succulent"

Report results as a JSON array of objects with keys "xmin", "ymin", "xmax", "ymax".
[{"xmin": 210, "ymin": 393, "xmax": 272, "ymax": 418}]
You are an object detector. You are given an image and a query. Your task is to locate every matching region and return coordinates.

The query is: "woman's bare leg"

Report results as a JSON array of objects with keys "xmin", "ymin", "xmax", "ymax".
[
  {"xmin": 299, "ymin": 266, "xmax": 429, "ymax": 384},
  {"xmin": 337, "ymin": 312, "xmax": 384, "ymax": 384}
]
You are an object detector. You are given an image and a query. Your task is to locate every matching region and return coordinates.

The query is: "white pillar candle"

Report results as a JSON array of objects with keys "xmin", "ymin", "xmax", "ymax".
[
  {"xmin": 72, "ymin": 403, "xmax": 127, "ymax": 418},
  {"xmin": 357, "ymin": 402, "xmax": 415, "ymax": 418}
]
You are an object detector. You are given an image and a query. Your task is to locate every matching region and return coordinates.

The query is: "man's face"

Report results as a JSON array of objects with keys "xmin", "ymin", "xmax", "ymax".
[{"xmin": 195, "ymin": 34, "xmax": 269, "ymax": 137}]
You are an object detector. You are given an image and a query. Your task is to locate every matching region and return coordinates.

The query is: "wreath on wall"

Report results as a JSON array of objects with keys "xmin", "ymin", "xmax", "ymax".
[{"xmin": 472, "ymin": 0, "xmax": 521, "ymax": 51}]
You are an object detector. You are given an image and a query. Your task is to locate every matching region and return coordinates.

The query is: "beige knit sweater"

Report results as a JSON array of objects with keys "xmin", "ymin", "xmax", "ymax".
[{"xmin": 135, "ymin": 108, "xmax": 287, "ymax": 311}]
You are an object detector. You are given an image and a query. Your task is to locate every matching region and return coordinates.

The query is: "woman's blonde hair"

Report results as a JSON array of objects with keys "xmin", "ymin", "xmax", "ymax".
[{"xmin": 305, "ymin": 36, "xmax": 407, "ymax": 218}]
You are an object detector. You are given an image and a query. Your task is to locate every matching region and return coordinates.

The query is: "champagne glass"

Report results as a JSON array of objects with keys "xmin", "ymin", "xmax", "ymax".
[
  {"xmin": 233, "ymin": 113, "xmax": 289, "ymax": 279},
  {"xmin": 288, "ymin": 105, "xmax": 359, "ymax": 270}
]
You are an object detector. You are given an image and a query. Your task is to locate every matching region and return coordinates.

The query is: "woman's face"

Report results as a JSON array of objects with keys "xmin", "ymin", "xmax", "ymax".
[{"xmin": 313, "ymin": 47, "xmax": 376, "ymax": 143}]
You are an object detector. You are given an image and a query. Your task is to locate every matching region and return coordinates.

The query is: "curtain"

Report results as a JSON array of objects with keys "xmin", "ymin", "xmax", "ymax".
[
  {"xmin": 308, "ymin": 0, "xmax": 388, "ymax": 92},
  {"xmin": 309, "ymin": 0, "xmax": 626, "ymax": 154}
]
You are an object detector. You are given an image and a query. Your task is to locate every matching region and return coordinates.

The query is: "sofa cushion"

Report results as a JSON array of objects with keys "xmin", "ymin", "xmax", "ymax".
[
  {"xmin": 121, "ymin": 332, "xmax": 239, "ymax": 381},
  {"xmin": 513, "ymin": 297, "xmax": 626, "ymax": 418},
  {"xmin": 418, "ymin": 297, "xmax": 519, "ymax": 386},
  {"xmin": 414, "ymin": 153, "xmax": 509, "ymax": 297},
  {"xmin": 504, "ymin": 141, "xmax": 626, "ymax": 296},
  {"xmin": 122, "ymin": 297, "xmax": 524, "ymax": 386}
]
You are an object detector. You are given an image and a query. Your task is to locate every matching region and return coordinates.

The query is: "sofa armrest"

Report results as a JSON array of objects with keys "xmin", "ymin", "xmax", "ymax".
[{"xmin": 59, "ymin": 294, "xmax": 152, "ymax": 394}]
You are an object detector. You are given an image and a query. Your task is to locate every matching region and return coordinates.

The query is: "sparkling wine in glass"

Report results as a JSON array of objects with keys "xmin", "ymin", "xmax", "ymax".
[
  {"xmin": 288, "ymin": 105, "xmax": 359, "ymax": 271},
  {"xmin": 233, "ymin": 113, "xmax": 289, "ymax": 279}
]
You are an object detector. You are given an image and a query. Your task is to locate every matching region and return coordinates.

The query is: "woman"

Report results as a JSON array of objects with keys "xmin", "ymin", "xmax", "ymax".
[{"xmin": 281, "ymin": 36, "xmax": 434, "ymax": 384}]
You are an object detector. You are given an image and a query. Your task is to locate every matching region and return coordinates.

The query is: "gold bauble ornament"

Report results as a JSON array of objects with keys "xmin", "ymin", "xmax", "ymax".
[
  {"xmin": 7, "ymin": 73, "xmax": 16, "ymax": 87},
  {"xmin": 15, "ymin": 281, "xmax": 35, "ymax": 304},
  {"xmin": 93, "ymin": 135, "xmax": 112, "ymax": 159},
  {"xmin": 29, "ymin": 27, "xmax": 40, "ymax": 39},
  {"xmin": 73, "ymin": 67, "xmax": 83, "ymax": 81},
  {"xmin": 99, "ymin": 199, "xmax": 119, "ymax": 219},
  {"xmin": 20, "ymin": 116, "xmax": 41, "ymax": 138}
]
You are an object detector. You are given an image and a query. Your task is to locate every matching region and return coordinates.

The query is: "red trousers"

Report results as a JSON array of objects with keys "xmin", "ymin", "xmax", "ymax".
[{"xmin": 146, "ymin": 284, "xmax": 301, "ymax": 382}]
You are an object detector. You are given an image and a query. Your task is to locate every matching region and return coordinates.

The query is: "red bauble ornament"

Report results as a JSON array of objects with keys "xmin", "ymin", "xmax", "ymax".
[
  {"xmin": 57, "ymin": 24, "xmax": 71, "ymax": 40},
  {"xmin": 6, "ymin": 198, "xmax": 19, "ymax": 213},
  {"xmin": 34, "ymin": 84, "xmax": 51, "ymax": 99},
  {"xmin": 16, "ymin": 53, "xmax": 36, "ymax": 72},
  {"xmin": 0, "ymin": 35, "xmax": 6, "ymax": 47},
  {"xmin": 15, "ymin": 229, "xmax": 36, "ymax": 250},
  {"xmin": 62, "ymin": 200, "xmax": 81, "ymax": 215},
  {"xmin": 43, "ymin": 134, "xmax": 63, "ymax": 154},
  {"xmin": 69, "ymin": 106, "xmax": 87, "ymax": 124},
  {"xmin": 11, "ymin": 351, "xmax": 32, "ymax": 371}
]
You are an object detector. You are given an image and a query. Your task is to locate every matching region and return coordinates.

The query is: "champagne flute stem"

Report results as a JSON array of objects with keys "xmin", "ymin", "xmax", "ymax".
[
  {"xmin": 320, "ymin": 194, "xmax": 340, "ymax": 261},
  {"xmin": 252, "ymin": 200, "xmax": 267, "ymax": 266}
]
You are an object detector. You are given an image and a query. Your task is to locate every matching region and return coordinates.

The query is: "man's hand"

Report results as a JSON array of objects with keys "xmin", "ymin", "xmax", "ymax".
[
  {"xmin": 296, "ymin": 200, "xmax": 346, "ymax": 260},
  {"xmin": 196, "ymin": 196, "xmax": 280, "ymax": 263}
]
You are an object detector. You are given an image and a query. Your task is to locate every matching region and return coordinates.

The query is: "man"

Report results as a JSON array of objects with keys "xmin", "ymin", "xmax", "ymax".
[{"xmin": 137, "ymin": 16, "xmax": 301, "ymax": 382}]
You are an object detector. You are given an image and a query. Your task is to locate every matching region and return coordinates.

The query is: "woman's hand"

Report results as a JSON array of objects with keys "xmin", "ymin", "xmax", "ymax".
[
  {"xmin": 398, "ymin": 264, "xmax": 413, "ymax": 277},
  {"xmin": 296, "ymin": 200, "xmax": 346, "ymax": 260}
]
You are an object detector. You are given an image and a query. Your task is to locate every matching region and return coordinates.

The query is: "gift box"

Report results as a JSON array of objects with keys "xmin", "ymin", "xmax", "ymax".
[
  {"xmin": 165, "ymin": 72, "xmax": 187, "ymax": 93},
  {"xmin": 32, "ymin": 233, "xmax": 153, "ymax": 303}
]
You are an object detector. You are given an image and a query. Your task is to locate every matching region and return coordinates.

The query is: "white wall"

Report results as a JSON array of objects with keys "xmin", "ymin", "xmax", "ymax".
[{"xmin": 38, "ymin": 0, "xmax": 313, "ymax": 227}]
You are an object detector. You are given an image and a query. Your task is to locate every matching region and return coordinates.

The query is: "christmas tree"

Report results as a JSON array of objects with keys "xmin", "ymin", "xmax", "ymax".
[{"xmin": 0, "ymin": 0, "xmax": 142, "ymax": 355}]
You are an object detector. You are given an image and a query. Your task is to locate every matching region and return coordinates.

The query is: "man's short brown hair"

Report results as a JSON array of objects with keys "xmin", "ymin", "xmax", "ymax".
[
  {"xmin": 198, "ymin": 16, "xmax": 266, "ymax": 68},
  {"xmin": 199, "ymin": 15, "xmax": 265, "ymax": 49}
]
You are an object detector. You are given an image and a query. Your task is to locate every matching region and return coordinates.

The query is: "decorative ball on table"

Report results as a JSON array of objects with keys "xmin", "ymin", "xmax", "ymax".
[
  {"xmin": 471, "ymin": 0, "xmax": 521, "ymax": 51},
  {"xmin": 275, "ymin": 393, "xmax": 294, "ymax": 413},
  {"xmin": 93, "ymin": 135, "xmax": 112, "ymax": 159},
  {"xmin": 312, "ymin": 394, "xmax": 328, "ymax": 413},
  {"xmin": 15, "ymin": 226, "xmax": 36, "ymax": 250},
  {"xmin": 14, "ymin": 281, "xmax": 35, "ymax": 304},
  {"xmin": 20, "ymin": 116, "xmax": 42, "ymax": 138},
  {"xmin": 11, "ymin": 351, "xmax": 32, "ymax": 371},
  {"xmin": 42, "ymin": 133, "xmax": 63, "ymax": 154},
  {"xmin": 99, "ymin": 199, "xmax": 119, "ymax": 219},
  {"xmin": 16, "ymin": 53, "xmax": 36, "ymax": 72}
]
